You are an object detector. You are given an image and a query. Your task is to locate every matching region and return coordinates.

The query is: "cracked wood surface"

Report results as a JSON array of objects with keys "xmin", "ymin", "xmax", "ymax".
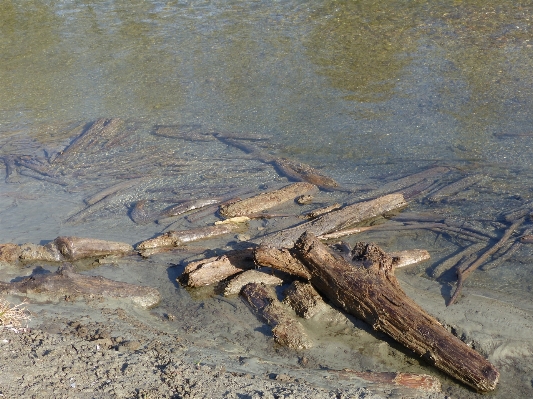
[{"xmin": 292, "ymin": 232, "xmax": 499, "ymax": 392}]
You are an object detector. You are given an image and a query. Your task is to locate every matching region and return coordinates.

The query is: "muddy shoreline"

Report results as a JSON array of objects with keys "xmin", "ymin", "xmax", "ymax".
[{"xmin": 1, "ymin": 121, "xmax": 533, "ymax": 398}]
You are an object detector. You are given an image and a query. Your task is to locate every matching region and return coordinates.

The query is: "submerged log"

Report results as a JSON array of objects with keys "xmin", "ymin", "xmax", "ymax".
[
  {"xmin": 0, "ymin": 263, "xmax": 160, "ymax": 309},
  {"xmin": 219, "ymin": 182, "xmax": 318, "ymax": 218},
  {"xmin": 85, "ymin": 177, "xmax": 146, "ymax": 206},
  {"xmin": 331, "ymin": 369, "xmax": 441, "ymax": 393},
  {"xmin": 241, "ymin": 282, "xmax": 312, "ymax": 349},
  {"xmin": 270, "ymin": 158, "xmax": 340, "ymax": 191},
  {"xmin": 369, "ymin": 166, "xmax": 450, "ymax": 198},
  {"xmin": 426, "ymin": 174, "xmax": 484, "ymax": 203},
  {"xmin": 53, "ymin": 118, "xmax": 124, "ymax": 164},
  {"xmin": 448, "ymin": 217, "xmax": 524, "ymax": 306},
  {"xmin": 292, "ymin": 232, "xmax": 499, "ymax": 392},
  {"xmin": 255, "ymin": 193, "xmax": 407, "ymax": 248}
]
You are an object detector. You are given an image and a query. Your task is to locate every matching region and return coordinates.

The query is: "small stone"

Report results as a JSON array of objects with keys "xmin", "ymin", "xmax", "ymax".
[
  {"xmin": 236, "ymin": 234, "xmax": 251, "ymax": 242},
  {"xmin": 274, "ymin": 373, "xmax": 292, "ymax": 382},
  {"xmin": 125, "ymin": 340, "xmax": 141, "ymax": 351}
]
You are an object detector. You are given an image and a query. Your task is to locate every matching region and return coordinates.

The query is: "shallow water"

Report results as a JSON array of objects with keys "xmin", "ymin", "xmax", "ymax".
[{"xmin": 2, "ymin": 1, "xmax": 533, "ymax": 397}]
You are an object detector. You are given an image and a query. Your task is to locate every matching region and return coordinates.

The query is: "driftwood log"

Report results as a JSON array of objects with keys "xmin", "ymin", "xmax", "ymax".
[
  {"xmin": 255, "ymin": 193, "xmax": 407, "ymax": 248},
  {"xmin": 219, "ymin": 182, "xmax": 318, "ymax": 218},
  {"xmin": 180, "ymin": 249, "xmax": 256, "ymax": 288},
  {"xmin": 136, "ymin": 223, "xmax": 243, "ymax": 251},
  {"xmin": 269, "ymin": 158, "xmax": 340, "ymax": 191},
  {"xmin": 0, "ymin": 263, "xmax": 160, "ymax": 309},
  {"xmin": 0, "ymin": 236, "xmax": 134, "ymax": 264},
  {"xmin": 292, "ymin": 232, "xmax": 499, "ymax": 392},
  {"xmin": 286, "ymin": 233, "xmax": 499, "ymax": 392}
]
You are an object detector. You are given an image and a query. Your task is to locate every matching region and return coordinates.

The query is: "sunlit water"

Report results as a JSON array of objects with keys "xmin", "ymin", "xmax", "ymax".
[{"xmin": 2, "ymin": 1, "xmax": 533, "ymax": 397}]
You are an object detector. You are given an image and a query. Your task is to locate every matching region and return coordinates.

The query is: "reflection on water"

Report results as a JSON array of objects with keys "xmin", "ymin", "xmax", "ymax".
[{"xmin": 2, "ymin": 0, "xmax": 533, "ymax": 396}]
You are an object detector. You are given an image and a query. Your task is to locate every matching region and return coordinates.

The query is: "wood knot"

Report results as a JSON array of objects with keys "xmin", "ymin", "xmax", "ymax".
[{"xmin": 351, "ymin": 242, "xmax": 393, "ymax": 271}]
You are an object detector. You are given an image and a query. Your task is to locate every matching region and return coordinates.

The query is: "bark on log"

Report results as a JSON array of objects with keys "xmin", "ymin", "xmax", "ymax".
[
  {"xmin": 0, "ymin": 263, "xmax": 160, "ymax": 309},
  {"xmin": 282, "ymin": 281, "xmax": 327, "ymax": 319},
  {"xmin": 255, "ymin": 193, "xmax": 407, "ymax": 248},
  {"xmin": 0, "ymin": 243, "xmax": 22, "ymax": 263},
  {"xmin": 292, "ymin": 232, "xmax": 499, "ymax": 392},
  {"xmin": 254, "ymin": 246, "xmax": 311, "ymax": 279},
  {"xmin": 241, "ymin": 282, "xmax": 312, "ymax": 349}
]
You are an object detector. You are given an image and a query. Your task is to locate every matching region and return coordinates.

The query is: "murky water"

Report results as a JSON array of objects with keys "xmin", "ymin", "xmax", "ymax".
[{"xmin": 2, "ymin": 1, "xmax": 533, "ymax": 397}]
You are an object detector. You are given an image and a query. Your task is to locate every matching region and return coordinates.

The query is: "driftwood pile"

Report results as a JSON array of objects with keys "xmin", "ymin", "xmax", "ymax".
[
  {"xmin": 5, "ymin": 119, "xmax": 531, "ymax": 393},
  {"xmin": 0, "ymin": 184, "xmax": 499, "ymax": 392}
]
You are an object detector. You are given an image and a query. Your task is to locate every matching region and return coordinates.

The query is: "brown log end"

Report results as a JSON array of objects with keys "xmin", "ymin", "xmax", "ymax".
[{"xmin": 254, "ymin": 246, "xmax": 312, "ymax": 280}]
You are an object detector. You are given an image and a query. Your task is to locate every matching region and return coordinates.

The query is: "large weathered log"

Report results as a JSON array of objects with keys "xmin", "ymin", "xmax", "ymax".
[
  {"xmin": 0, "ymin": 263, "xmax": 160, "ymax": 309},
  {"xmin": 255, "ymin": 193, "xmax": 407, "ymax": 248},
  {"xmin": 241, "ymin": 282, "xmax": 312, "ymax": 349},
  {"xmin": 292, "ymin": 232, "xmax": 499, "ymax": 392},
  {"xmin": 53, "ymin": 236, "xmax": 133, "ymax": 261}
]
